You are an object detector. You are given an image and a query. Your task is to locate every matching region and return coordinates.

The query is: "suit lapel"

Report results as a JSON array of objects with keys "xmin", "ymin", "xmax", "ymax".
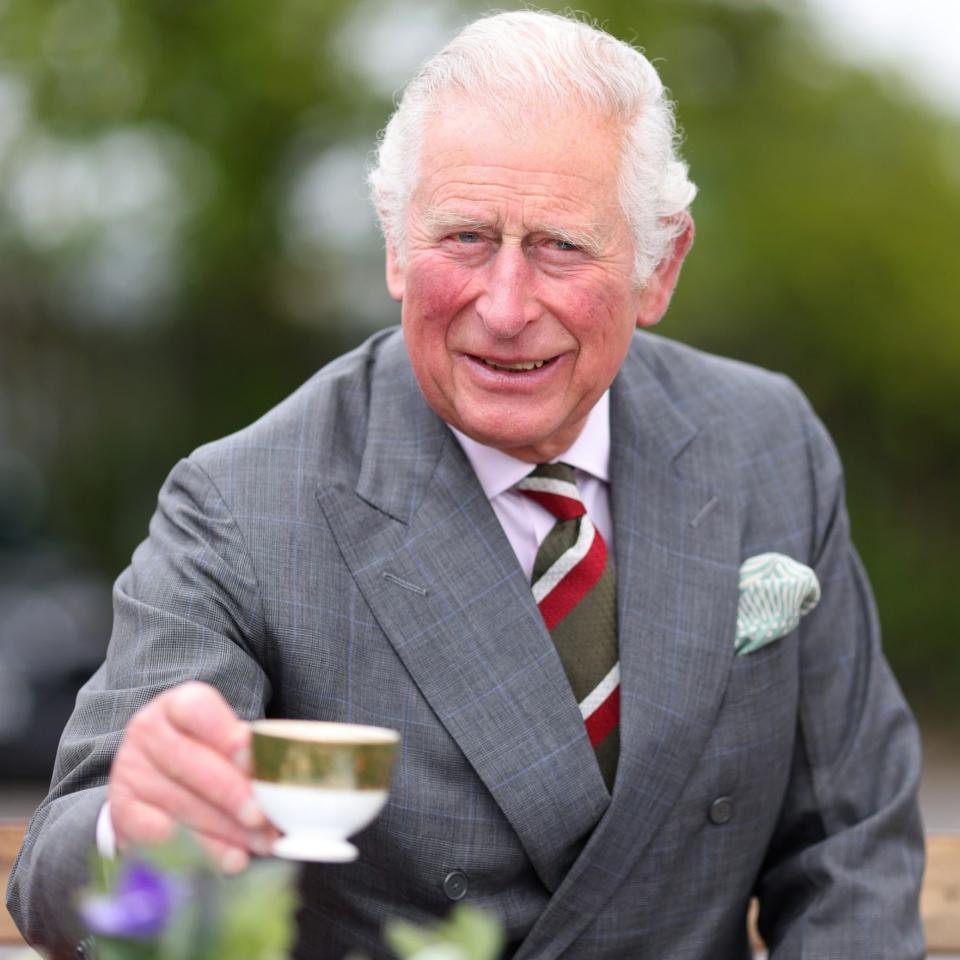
[
  {"xmin": 515, "ymin": 338, "xmax": 743, "ymax": 958},
  {"xmin": 316, "ymin": 335, "xmax": 610, "ymax": 891}
]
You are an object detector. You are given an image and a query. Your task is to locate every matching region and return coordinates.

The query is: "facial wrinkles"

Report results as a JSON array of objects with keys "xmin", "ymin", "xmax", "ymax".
[
  {"xmin": 406, "ymin": 216, "xmax": 635, "ymax": 357},
  {"xmin": 419, "ymin": 165, "xmax": 609, "ymax": 246}
]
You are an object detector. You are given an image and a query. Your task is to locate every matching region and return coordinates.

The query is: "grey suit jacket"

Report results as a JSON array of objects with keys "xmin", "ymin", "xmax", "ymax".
[{"xmin": 8, "ymin": 328, "xmax": 925, "ymax": 959}]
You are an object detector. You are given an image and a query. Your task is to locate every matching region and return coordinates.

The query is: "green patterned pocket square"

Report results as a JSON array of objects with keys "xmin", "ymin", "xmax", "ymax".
[{"xmin": 735, "ymin": 553, "xmax": 821, "ymax": 655}]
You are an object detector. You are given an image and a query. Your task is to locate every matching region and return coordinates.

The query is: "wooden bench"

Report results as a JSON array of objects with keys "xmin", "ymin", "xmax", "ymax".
[
  {"xmin": 924, "ymin": 834, "xmax": 960, "ymax": 954},
  {"xmin": 1, "ymin": 821, "xmax": 26, "ymax": 947},
  {"xmin": 3, "ymin": 820, "xmax": 959, "ymax": 952}
]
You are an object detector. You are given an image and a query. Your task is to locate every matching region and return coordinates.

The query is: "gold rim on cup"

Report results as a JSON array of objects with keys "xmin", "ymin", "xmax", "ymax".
[{"xmin": 250, "ymin": 720, "xmax": 399, "ymax": 790}]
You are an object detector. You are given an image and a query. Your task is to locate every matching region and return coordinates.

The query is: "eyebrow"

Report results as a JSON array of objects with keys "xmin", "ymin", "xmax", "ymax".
[
  {"xmin": 423, "ymin": 210, "xmax": 489, "ymax": 234},
  {"xmin": 422, "ymin": 209, "xmax": 604, "ymax": 257},
  {"xmin": 539, "ymin": 222, "xmax": 604, "ymax": 258}
]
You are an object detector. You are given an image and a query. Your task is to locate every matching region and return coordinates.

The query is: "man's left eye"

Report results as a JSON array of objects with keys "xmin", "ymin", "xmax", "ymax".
[{"xmin": 550, "ymin": 240, "xmax": 579, "ymax": 252}]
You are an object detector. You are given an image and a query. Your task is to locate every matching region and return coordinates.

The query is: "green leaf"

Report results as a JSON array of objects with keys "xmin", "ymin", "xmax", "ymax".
[
  {"xmin": 90, "ymin": 940, "xmax": 158, "ymax": 960},
  {"xmin": 384, "ymin": 906, "xmax": 503, "ymax": 960},
  {"xmin": 446, "ymin": 908, "xmax": 503, "ymax": 960},
  {"xmin": 206, "ymin": 860, "xmax": 298, "ymax": 960},
  {"xmin": 384, "ymin": 920, "xmax": 436, "ymax": 956}
]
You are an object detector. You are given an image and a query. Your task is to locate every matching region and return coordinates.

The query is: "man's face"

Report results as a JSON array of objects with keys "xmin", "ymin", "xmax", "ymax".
[{"xmin": 387, "ymin": 101, "xmax": 683, "ymax": 463}]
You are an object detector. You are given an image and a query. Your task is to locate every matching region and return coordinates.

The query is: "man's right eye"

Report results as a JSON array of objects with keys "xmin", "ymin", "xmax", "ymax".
[{"xmin": 454, "ymin": 231, "xmax": 481, "ymax": 243}]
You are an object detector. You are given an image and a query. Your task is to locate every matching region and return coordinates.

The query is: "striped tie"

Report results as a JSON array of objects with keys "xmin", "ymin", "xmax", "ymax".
[{"xmin": 516, "ymin": 463, "xmax": 619, "ymax": 791}]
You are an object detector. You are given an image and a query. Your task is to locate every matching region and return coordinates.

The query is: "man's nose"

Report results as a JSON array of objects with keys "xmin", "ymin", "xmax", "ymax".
[{"xmin": 475, "ymin": 244, "xmax": 539, "ymax": 338}]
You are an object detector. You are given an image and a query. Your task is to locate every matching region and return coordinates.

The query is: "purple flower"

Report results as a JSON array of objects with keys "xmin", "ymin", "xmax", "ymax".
[{"xmin": 80, "ymin": 861, "xmax": 180, "ymax": 939}]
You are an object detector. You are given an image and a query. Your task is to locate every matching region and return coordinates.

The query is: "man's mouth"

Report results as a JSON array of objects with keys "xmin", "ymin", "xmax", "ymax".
[{"xmin": 479, "ymin": 357, "xmax": 553, "ymax": 372}]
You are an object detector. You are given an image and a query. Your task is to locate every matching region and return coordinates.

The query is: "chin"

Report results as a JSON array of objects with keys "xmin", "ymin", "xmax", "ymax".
[{"xmin": 460, "ymin": 418, "xmax": 561, "ymax": 458}]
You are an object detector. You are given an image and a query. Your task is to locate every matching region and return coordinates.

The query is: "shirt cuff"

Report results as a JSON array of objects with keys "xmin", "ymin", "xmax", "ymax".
[{"xmin": 95, "ymin": 800, "xmax": 117, "ymax": 858}]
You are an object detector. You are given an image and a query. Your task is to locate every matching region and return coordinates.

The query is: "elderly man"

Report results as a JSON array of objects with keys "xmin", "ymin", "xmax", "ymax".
[{"xmin": 9, "ymin": 10, "xmax": 924, "ymax": 959}]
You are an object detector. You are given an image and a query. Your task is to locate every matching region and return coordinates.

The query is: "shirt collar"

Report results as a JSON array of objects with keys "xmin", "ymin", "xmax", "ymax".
[{"xmin": 449, "ymin": 391, "xmax": 611, "ymax": 500}]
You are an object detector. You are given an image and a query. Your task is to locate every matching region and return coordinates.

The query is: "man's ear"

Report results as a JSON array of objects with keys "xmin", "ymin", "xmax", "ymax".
[
  {"xmin": 385, "ymin": 238, "xmax": 404, "ymax": 302},
  {"xmin": 635, "ymin": 213, "xmax": 694, "ymax": 328}
]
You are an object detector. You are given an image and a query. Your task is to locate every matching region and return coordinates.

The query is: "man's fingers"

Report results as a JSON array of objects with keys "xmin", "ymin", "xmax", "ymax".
[
  {"xmin": 124, "ymin": 706, "xmax": 267, "ymax": 830},
  {"xmin": 114, "ymin": 764, "xmax": 276, "ymax": 855},
  {"xmin": 111, "ymin": 796, "xmax": 262, "ymax": 874},
  {"xmin": 163, "ymin": 682, "xmax": 251, "ymax": 759},
  {"xmin": 199, "ymin": 836, "xmax": 251, "ymax": 875},
  {"xmin": 121, "ymin": 682, "xmax": 265, "ymax": 830},
  {"xmin": 109, "ymin": 682, "xmax": 273, "ymax": 859},
  {"xmin": 111, "ymin": 795, "xmax": 176, "ymax": 846}
]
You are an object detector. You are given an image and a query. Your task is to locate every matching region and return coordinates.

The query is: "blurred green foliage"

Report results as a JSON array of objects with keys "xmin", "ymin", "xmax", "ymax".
[
  {"xmin": 1, "ymin": 0, "xmax": 957, "ymax": 715},
  {"xmin": 385, "ymin": 904, "xmax": 504, "ymax": 960}
]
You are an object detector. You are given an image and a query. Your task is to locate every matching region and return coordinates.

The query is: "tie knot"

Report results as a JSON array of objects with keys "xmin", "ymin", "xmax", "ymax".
[{"xmin": 515, "ymin": 462, "xmax": 585, "ymax": 521}]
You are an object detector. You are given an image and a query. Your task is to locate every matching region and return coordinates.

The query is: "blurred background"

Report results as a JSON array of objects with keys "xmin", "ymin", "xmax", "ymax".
[{"xmin": 0, "ymin": 0, "xmax": 957, "ymax": 808}]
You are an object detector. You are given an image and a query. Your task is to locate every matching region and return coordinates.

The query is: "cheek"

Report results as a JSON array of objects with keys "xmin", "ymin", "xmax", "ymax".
[
  {"xmin": 404, "ymin": 262, "xmax": 475, "ymax": 335},
  {"xmin": 562, "ymin": 288, "xmax": 637, "ymax": 360}
]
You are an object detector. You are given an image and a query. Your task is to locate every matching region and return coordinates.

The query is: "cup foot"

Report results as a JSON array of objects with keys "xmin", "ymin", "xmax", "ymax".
[{"xmin": 271, "ymin": 834, "xmax": 359, "ymax": 863}]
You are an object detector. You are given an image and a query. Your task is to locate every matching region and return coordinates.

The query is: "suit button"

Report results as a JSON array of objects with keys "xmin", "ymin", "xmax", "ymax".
[
  {"xmin": 708, "ymin": 796, "xmax": 734, "ymax": 825},
  {"xmin": 442, "ymin": 870, "xmax": 469, "ymax": 900}
]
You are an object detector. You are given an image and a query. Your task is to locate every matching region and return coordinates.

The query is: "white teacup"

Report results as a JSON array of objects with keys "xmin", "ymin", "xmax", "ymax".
[{"xmin": 250, "ymin": 719, "xmax": 400, "ymax": 862}]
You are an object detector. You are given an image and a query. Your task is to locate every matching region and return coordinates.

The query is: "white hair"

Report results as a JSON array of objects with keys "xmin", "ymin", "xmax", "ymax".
[{"xmin": 368, "ymin": 9, "xmax": 697, "ymax": 285}]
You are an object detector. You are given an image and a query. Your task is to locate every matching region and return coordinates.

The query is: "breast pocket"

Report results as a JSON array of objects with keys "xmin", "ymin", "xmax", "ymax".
[{"xmin": 722, "ymin": 628, "xmax": 798, "ymax": 708}]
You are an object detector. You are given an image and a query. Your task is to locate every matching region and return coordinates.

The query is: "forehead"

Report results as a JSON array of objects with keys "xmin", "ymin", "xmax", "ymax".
[{"xmin": 413, "ymin": 100, "xmax": 626, "ymax": 229}]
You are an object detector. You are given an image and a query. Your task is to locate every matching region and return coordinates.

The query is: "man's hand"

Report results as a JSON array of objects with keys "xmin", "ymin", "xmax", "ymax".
[{"xmin": 108, "ymin": 681, "xmax": 278, "ymax": 872}]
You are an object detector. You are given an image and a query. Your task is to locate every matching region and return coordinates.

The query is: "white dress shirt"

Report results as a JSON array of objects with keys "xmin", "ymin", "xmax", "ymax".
[{"xmin": 449, "ymin": 390, "xmax": 613, "ymax": 580}]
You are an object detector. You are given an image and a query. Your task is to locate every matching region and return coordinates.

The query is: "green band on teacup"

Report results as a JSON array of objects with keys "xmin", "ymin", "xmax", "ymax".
[{"xmin": 252, "ymin": 734, "xmax": 397, "ymax": 790}]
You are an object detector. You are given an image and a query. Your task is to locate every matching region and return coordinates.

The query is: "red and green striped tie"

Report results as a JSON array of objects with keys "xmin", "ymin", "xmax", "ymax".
[{"xmin": 516, "ymin": 462, "xmax": 619, "ymax": 791}]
